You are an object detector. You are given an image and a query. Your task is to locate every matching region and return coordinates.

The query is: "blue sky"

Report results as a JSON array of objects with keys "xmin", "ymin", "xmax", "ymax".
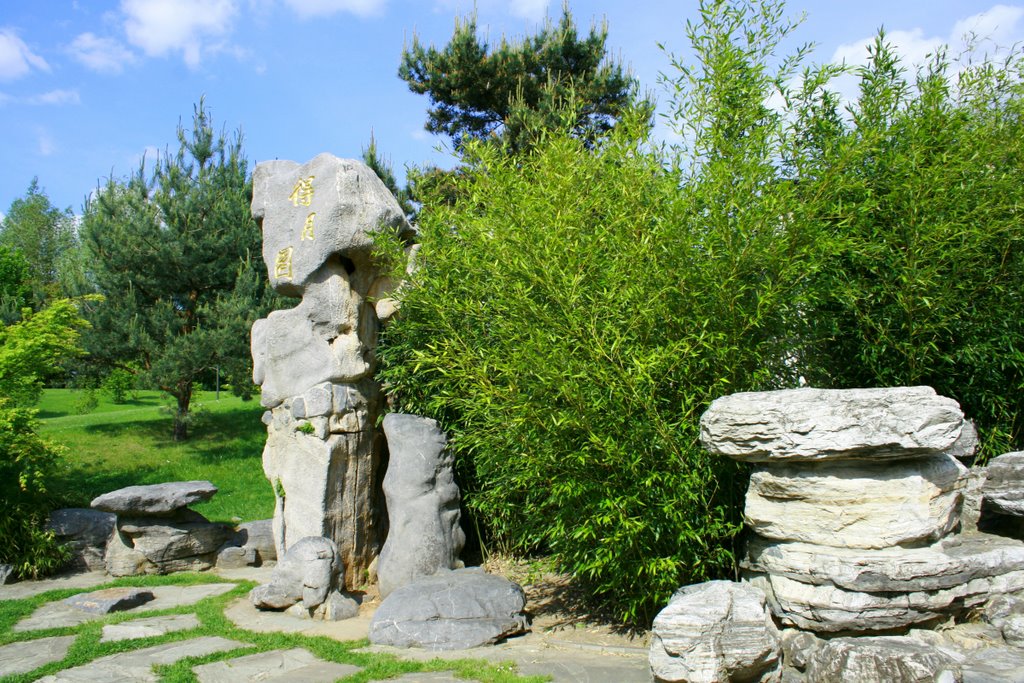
[{"xmin": 2, "ymin": 0, "xmax": 1023, "ymax": 215}]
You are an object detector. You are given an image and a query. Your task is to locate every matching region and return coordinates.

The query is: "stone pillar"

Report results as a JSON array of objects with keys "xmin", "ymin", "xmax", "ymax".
[{"xmin": 250, "ymin": 153, "xmax": 413, "ymax": 590}]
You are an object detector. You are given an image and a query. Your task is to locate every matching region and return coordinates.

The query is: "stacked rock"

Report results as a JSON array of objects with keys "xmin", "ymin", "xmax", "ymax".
[
  {"xmin": 699, "ymin": 386, "xmax": 1024, "ymax": 634},
  {"xmin": 250, "ymin": 153, "xmax": 415, "ymax": 590},
  {"xmin": 92, "ymin": 481, "xmax": 232, "ymax": 576}
]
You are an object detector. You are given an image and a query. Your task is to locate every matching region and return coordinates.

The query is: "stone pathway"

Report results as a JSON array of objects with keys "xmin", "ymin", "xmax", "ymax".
[{"xmin": 1, "ymin": 567, "xmax": 652, "ymax": 682}]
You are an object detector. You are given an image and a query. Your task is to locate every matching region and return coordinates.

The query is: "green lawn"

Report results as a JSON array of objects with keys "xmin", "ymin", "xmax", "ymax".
[{"xmin": 37, "ymin": 389, "xmax": 274, "ymax": 524}]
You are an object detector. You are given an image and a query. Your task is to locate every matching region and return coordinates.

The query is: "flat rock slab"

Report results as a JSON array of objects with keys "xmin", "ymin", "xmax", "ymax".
[
  {"xmin": 0, "ymin": 571, "xmax": 108, "ymax": 601},
  {"xmin": 700, "ymin": 386, "xmax": 963, "ymax": 462},
  {"xmin": 16, "ymin": 583, "xmax": 236, "ymax": 632},
  {"xmin": 64, "ymin": 588, "xmax": 154, "ymax": 614},
  {"xmin": 0, "ymin": 635, "xmax": 75, "ymax": 677},
  {"xmin": 91, "ymin": 481, "xmax": 218, "ymax": 516},
  {"xmin": 36, "ymin": 636, "xmax": 247, "ymax": 683},
  {"xmin": 101, "ymin": 613, "xmax": 201, "ymax": 642},
  {"xmin": 805, "ymin": 636, "xmax": 958, "ymax": 682},
  {"xmin": 193, "ymin": 648, "xmax": 361, "ymax": 682}
]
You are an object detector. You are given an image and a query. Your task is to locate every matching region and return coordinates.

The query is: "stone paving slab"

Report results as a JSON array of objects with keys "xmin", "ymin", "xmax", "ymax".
[
  {"xmin": 65, "ymin": 587, "xmax": 154, "ymax": 614},
  {"xmin": 101, "ymin": 613, "xmax": 201, "ymax": 642},
  {"xmin": 193, "ymin": 647, "xmax": 362, "ymax": 682},
  {"xmin": 36, "ymin": 636, "xmax": 248, "ymax": 682},
  {"xmin": 0, "ymin": 635, "xmax": 76, "ymax": 677},
  {"xmin": 369, "ymin": 673, "xmax": 463, "ymax": 682},
  {"xmin": 0, "ymin": 571, "xmax": 108, "ymax": 601},
  {"xmin": 16, "ymin": 583, "xmax": 236, "ymax": 631}
]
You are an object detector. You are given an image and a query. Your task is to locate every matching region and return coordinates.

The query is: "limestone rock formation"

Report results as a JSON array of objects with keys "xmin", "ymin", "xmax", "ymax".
[
  {"xmin": 699, "ymin": 386, "xmax": 963, "ymax": 462},
  {"xmin": 368, "ymin": 569, "xmax": 527, "ymax": 650},
  {"xmin": 377, "ymin": 413, "xmax": 465, "ymax": 598},
  {"xmin": 804, "ymin": 636, "xmax": 959, "ymax": 682},
  {"xmin": 250, "ymin": 154, "xmax": 414, "ymax": 590},
  {"xmin": 744, "ymin": 455, "xmax": 967, "ymax": 549},
  {"xmin": 648, "ymin": 581, "xmax": 781, "ymax": 683}
]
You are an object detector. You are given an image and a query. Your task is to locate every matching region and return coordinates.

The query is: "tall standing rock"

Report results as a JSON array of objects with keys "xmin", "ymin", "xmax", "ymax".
[
  {"xmin": 250, "ymin": 154, "xmax": 414, "ymax": 590},
  {"xmin": 377, "ymin": 414, "xmax": 465, "ymax": 598}
]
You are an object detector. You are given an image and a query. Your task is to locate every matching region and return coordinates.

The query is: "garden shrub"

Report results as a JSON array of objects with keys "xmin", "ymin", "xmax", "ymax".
[
  {"xmin": 0, "ymin": 399, "xmax": 69, "ymax": 578},
  {"xmin": 102, "ymin": 368, "xmax": 136, "ymax": 404}
]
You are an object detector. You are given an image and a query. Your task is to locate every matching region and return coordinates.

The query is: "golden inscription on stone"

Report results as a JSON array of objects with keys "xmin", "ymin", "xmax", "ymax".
[
  {"xmin": 274, "ymin": 246, "xmax": 294, "ymax": 280},
  {"xmin": 301, "ymin": 212, "xmax": 316, "ymax": 241},
  {"xmin": 288, "ymin": 176, "xmax": 315, "ymax": 207}
]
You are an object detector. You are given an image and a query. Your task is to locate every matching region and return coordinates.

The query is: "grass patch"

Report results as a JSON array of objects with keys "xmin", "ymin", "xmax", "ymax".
[
  {"xmin": 0, "ymin": 573, "xmax": 548, "ymax": 682},
  {"xmin": 37, "ymin": 389, "xmax": 273, "ymax": 523}
]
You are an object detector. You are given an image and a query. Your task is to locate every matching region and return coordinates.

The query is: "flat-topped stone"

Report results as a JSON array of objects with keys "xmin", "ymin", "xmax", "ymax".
[
  {"xmin": 64, "ymin": 587, "xmax": 154, "ymax": 614},
  {"xmin": 700, "ymin": 386, "xmax": 963, "ymax": 462},
  {"xmin": 91, "ymin": 481, "xmax": 218, "ymax": 516},
  {"xmin": 193, "ymin": 648, "xmax": 361, "ymax": 682},
  {"xmin": 0, "ymin": 635, "xmax": 75, "ymax": 677}
]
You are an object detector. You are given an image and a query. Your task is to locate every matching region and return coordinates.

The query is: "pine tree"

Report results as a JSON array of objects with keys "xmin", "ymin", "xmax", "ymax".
[
  {"xmin": 80, "ymin": 101, "xmax": 274, "ymax": 440},
  {"xmin": 399, "ymin": 7, "xmax": 642, "ymax": 153}
]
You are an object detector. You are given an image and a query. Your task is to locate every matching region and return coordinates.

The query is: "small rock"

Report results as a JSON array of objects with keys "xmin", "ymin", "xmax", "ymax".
[
  {"xmin": 216, "ymin": 545, "xmax": 256, "ymax": 569},
  {"xmin": 780, "ymin": 628, "xmax": 821, "ymax": 672},
  {"xmin": 64, "ymin": 587, "xmax": 154, "ymax": 614},
  {"xmin": 315, "ymin": 590, "xmax": 360, "ymax": 621},
  {"xmin": 649, "ymin": 580, "xmax": 781, "ymax": 683},
  {"xmin": 235, "ymin": 519, "xmax": 276, "ymax": 563},
  {"xmin": 90, "ymin": 481, "xmax": 218, "ymax": 516},
  {"xmin": 982, "ymin": 452, "xmax": 1024, "ymax": 517},
  {"xmin": 250, "ymin": 536, "xmax": 339, "ymax": 611},
  {"xmin": 1003, "ymin": 616, "xmax": 1024, "ymax": 648},
  {"xmin": 982, "ymin": 594, "xmax": 1024, "ymax": 629},
  {"xmin": 369, "ymin": 568, "xmax": 527, "ymax": 650},
  {"xmin": 805, "ymin": 636, "xmax": 958, "ymax": 683},
  {"xmin": 0, "ymin": 564, "xmax": 13, "ymax": 585}
]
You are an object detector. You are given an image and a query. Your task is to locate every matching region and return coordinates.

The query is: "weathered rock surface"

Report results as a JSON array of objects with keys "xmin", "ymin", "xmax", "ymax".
[
  {"xmin": 260, "ymin": 390, "xmax": 382, "ymax": 590},
  {"xmin": 105, "ymin": 510, "xmax": 232, "ymax": 576},
  {"xmin": 216, "ymin": 545, "xmax": 257, "ymax": 569},
  {"xmin": 649, "ymin": 580, "xmax": 781, "ymax": 683},
  {"xmin": 746, "ymin": 566, "xmax": 1024, "ymax": 633},
  {"xmin": 982, "ymin": 451, "xmax": 1024, "ymax": 517},
  {"xmin": 744, "ymin": 533, "xmax": 1024, "ymax": 593},
  {"xmin": 64, "ymin": 587, "xmax": 154, "ymax": 614},
  {"xmin": 250, "ymin": 536, "xmax": 340, "ymax": 612},
  {"xmin": 90, "ymin": 481, "xmax": 218, "ymax": 516},
  {"xmin": 804, "ymin": 636, "xmax": 958, "ymax": 683},
  {"xmin": 700, "ymin": 386, "xmax": 963, "ymax": 463},
  {"xmin": 100, "ymin": 613, "xmax": 200, "ymax": 642},
  {"xmin": 0, "ymin": 564, "xmax": 13, "ymax": 585},
  {"xmin": 377, "ymin": 413, "xmax": 465, "ymax": 598},
  {"xmin": 745, "ymin": 454, "xmax": 966, "ymax": 549},
  {"xmin": 369, "ymin": 569, "xmax": 527, "ymax": 650},
  {"xmin": 47, "ymin": 508, "xmax": 116, "ymax": 571},
  {"xmin": 0, "ymin": 635, "xmax": 76, "ymax": 678},
  {"xmin": 193, "ymin": 648, "xmax": 362, "ymax": 683},
  {"xmin": 234, "ymin": 518, "xmax": 276, "ymax": 562}
]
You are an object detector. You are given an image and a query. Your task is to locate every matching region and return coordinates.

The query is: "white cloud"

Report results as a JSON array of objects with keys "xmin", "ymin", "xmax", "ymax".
[
  {"xmin": 831, "ymin": 28, "xmax": 946, "ymax": 70},
  {"xmin": 507, "ymin": 0, "xmax": 548, "ymax": 21},
  {"xmin": 69, "ymin": 32, "xmax": 137, "ymax": 73},
  {"xmin": 121, "ymin": 0, "xmax": 238, "ymax": 68},
  {"xmin": 281, "ymin": 0, "xmax": 387, "ymax": 19},
  {"xmin": 953, "ymin": 4, "xmax": 1024, "ymax": 48},
  {"xmin": 27, "ymin": 89, "xmax": 81, "ymax": 105},
  {"xmin": 0, "ymin": 28, "xmax": 50, "ymax": 81},
  {"xmin": 36, "ymin": 127, "xmax": 56, "ymax": 156}
]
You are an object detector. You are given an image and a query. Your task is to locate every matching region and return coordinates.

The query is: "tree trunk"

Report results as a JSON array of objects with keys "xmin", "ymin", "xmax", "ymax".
[{"xmin": 172, "ymin": 383, "xmax": 192, "ymax": 441}]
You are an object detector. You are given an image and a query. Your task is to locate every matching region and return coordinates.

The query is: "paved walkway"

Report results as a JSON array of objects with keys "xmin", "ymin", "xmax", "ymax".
[{"xmin": 0, "ymin": 567, "xmax": 651, "ymax": 682}]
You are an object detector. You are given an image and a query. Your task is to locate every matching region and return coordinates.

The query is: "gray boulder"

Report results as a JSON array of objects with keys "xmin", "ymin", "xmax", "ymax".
[
  {"xmin": 377, "ymin": 413, "xmax": 465, "ymax": 598},
  {"xmin": 744, "ymin": 455, "xmax": 966, "ymax": 549},
  {"xmin": 700, "ymin": 386, "xmax": 963, "ymax": 463},
  {"xmin": 0, "ymin": 564, "xmax": 13, "ymax": 584},
  {"xmin": 982, "ymin": 451, "xmax": 1024, "ymax": 517},
  {"xmin": 47, "ymin": 508, "xmax": 116, "ymax": 571},
  {"xmin": 649, "ymin": 580, "xmax": 781, "ymax": 683},
  {"xmin": 369, "ymin": 568, "xmax": 527, "ymax": 650},
  {"xmin": 804, "ymin": 636, "xmax": 958, "ymax": 683},
  {"xmin": 250, "ymin": 536, "xmax": 340, "ymax": 611},
  {"xmin": 217, "ymin": 518, "xmax": 276, "ymax": 568},
  {"xmin": 90, "ymin": 481, "xmax": 218, "ymax": 516}
]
